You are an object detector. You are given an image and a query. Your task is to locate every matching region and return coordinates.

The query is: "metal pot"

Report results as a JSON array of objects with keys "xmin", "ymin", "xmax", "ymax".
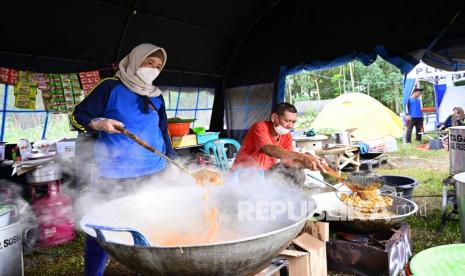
[
  {"xmin": 453, "ymin": 172, "xmax": 465, "ymax": 242},
  {"xmin": 334, "ymin": 131, "xmax": 351, "ymax": 145},
  {"xmin": 0, "ymin": 219, "xmax": 24, "ymax": 276},
  {"xmin": 81, "ymin": 184, "xmax": 315, "ymax": 275},
  {"xmin": 311, "ymin": 191, "xmax": 418, "ymax": 233},
  {"xmin": 26, "ymin": 162, "xmax": 62, "ymax": 183},
  {"xmin": 449, "ymin": 126, "xmax": 465, "ymax": 175}
]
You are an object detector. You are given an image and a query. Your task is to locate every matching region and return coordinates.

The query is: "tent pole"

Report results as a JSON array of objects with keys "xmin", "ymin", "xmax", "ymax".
[{"xmin": 115, "ymin": 0, "xmax": 140, "ymax": 62}]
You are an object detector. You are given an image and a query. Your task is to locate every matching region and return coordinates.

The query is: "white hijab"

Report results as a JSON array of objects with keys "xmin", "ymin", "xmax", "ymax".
[{"xmin": 115, "ymin": 43, "xmax": 167, "ymax": 97}]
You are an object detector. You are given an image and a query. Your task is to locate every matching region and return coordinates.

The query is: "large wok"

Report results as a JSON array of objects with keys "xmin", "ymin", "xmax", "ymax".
[
  {"xmin": 310, "ymin": 190, "xmax": 418, "ymax": 233},
  {"xmin": 81, "ymin": 184, "xmax": 316, "ymax": 275}
]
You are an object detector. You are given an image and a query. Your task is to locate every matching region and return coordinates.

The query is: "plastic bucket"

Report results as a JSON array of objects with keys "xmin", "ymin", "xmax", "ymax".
[
  {"xmin": 382, "ymin": 175, "xmax": 419, "ymax": 198},
  {"xmin": 167, "ymin": 122, "xmax": 191, "ymax": 136}
]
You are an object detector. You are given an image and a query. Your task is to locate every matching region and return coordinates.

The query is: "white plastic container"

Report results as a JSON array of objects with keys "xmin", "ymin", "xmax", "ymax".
[
  {"xmin": 0, "ymin": 205, "xmax": 14, "ymax": 227},
  {"xmin": 0, "ymin": 142, "xmax": 5, "ymax": 161},
  {"xmin": 294, "ymin": 135, "xmax": 328, "ymax": 150},
  {"xmin": 17, "ymin": 139, "xmax": 31, "ymax": 160},
  {"xmin": 56, "ymin": 141, "xmax": 76, "ymax": 159},
  {"xmin": 384, "ymin": 136, "xmax": 398, "ymax": 152},
  {"xmin": 0, "ymin": 219, "xmax": 24, "ymax": 276}
]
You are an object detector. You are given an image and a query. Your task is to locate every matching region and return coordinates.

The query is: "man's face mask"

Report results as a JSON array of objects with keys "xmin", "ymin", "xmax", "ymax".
[
  {"xmin": 136, "ymin": 67, "xmax": 160, "ymax": 85},
  {"xmin": 272, "ymin": 114, "xmax": 291, "ymax": 135}
]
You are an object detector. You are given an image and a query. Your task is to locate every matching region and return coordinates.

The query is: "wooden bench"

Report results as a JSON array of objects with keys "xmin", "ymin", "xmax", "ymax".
[{"xmin": 315, "ymin": 145, "xmax": 360, "ymax": 175}]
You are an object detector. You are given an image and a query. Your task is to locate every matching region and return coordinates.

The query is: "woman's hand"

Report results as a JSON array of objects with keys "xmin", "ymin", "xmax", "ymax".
[{"xmin": 89, "ymin": 118, "xmax": 125, "ymax": 134}]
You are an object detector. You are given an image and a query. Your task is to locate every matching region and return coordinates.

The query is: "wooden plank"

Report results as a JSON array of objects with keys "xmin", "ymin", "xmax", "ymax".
[{"xmin": 305, "ymin": 221, "xmax": 329, "ymax": 242}]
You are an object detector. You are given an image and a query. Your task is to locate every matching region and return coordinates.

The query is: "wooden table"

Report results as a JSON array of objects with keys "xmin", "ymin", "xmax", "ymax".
[{"xmin": 315, "ymin": 145, "xmax": 360, "ymax": 175}]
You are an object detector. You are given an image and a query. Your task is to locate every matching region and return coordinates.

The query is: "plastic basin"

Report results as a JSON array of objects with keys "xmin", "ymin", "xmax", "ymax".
[
  {"xmin": 382, "ymin": 175, "xmax": 418, "ymax": 199},
  {"xmin": 409, "ymin": 244, "xmax": 465, "ymax": 276}
]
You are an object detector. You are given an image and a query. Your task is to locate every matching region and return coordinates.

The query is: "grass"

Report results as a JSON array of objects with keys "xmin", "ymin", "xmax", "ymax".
[
  {"xmin": 374, "ymin": 141, "xmax": 461, "ymax": 253},
  {"xmin": 23, "ymin": 141, "xmax": 462, "ymax": 274}
]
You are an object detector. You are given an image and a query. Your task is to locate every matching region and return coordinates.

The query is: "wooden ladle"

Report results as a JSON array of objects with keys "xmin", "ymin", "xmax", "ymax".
[{"xmin": 115, "ymin": 125, "xmax": 221, "ymax": 185}]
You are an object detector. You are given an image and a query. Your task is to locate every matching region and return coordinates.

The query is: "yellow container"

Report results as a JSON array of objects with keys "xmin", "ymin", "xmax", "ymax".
[{"xmin": 171, "ymin": 134, "xmax": 197, "ymax": 148}]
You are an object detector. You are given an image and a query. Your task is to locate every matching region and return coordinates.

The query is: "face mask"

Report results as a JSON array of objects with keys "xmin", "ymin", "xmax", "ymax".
[
  {"xmin": 274, "ymin": 124, "xmax": 290, "ymax": 135},
  {"xmin": 136, "ymin": 67, "xmax": 160, "ymax": 85}
]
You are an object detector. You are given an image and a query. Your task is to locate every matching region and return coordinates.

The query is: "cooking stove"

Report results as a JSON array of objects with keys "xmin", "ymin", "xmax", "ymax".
[
  {"xmin": 327, "ymin": 223, "xmax": 412, "ymax": 276},
  {"xmin": 441, "ymin": 175, "xmax": 459, "ymax": 230}
]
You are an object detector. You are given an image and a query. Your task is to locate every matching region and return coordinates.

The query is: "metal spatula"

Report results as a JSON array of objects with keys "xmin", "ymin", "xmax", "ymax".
[{"xmin": 306, "ymin": 173, "xmax": 389, "ymax": 213}]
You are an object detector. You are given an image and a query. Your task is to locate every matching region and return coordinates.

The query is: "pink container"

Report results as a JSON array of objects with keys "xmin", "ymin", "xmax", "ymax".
[{"xmin": 30, "ymin": 181, "xmax": 75, "ymax": 247}]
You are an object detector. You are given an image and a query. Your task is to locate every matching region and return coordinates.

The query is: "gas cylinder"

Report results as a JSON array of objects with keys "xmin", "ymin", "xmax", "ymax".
[{"xmin": 30, "ymin": 181, "xmax": 75, "ymax": 247}]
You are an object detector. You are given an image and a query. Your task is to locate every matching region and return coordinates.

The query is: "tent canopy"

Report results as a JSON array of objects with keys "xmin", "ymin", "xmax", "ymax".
[
  {"xmin": 1, "ymin": 1, "xmax": 465, "ymax": 132},
  {"xmin": 311, "ymin": 93, "xmax": 404, "ymax": 141},
  {"xmin": 2, "ymin": 1, "xmax": 465, "ymax": 81}
]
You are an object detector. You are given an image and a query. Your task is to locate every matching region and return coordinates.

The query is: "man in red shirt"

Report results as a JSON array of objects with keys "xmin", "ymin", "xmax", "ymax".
[{"xmin": 233, "ymin": 102, "xmax": 325, "ymax": 172}]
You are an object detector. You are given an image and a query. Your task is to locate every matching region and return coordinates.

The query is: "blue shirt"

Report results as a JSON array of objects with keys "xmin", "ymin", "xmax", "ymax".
[
  {"xmin": 71, "ymin": 78, "xmax": 174, "ymax": 178},
  {"xmin": 407, "ymin": 97, "xmax": 423, "ymax": 118}
]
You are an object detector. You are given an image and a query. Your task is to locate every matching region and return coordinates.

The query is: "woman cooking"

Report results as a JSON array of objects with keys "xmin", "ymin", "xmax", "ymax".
[
  {"xmin": 71, "ymin": 43, "xmax": 175, "ymax": 275},
  {"xmin": 71, "ymin": 43, "xmax": 174, "ymax": 183}
]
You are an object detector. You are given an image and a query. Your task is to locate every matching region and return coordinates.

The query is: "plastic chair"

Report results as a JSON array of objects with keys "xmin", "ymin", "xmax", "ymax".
[{"xmin": 203, "ymin": 138, "xmax": 240, "ymax": 171}]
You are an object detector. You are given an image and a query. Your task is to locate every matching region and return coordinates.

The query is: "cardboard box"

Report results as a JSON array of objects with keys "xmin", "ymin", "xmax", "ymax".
[
  {"xmin": 280, "ymin": 250, "xmax": 311, "ymax": 276},
  {"xmin": 171, "ymin": 134, "xmax": 197, "ymax": 148},
  {"xmin": 293, "ymin": 232, "xmax": 327, "ymax": 276}
]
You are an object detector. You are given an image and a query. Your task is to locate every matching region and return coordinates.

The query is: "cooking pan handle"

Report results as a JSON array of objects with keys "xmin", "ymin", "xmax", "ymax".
[{"xmin": 85, "ymin": 224, "xmax": 150, "ymax": 247}]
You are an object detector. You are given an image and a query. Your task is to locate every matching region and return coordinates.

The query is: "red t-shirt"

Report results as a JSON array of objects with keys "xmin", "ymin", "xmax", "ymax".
[{"xmin": 233, "ymin": 121, "xmax": 293, "ymax": 170}]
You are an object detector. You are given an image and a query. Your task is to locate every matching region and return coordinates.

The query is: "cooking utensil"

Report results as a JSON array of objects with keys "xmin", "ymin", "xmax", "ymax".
[
  {"xmin": 321, "ymin": 164, "xmax": 358, "ymax": 193},
  {"xmin": 115, "ymin": 126, "xmax": 221, "ymax": 185},
  {"xmin": 346, "ymin": 171, "xmax": 385, "ymax": 191},
  {"xmin": 306, "ymin": 173, "xmax": 390, "ymax": 213},
  {"xmin": 81, "ymin": 185, "xmax": 316, "ymax": 275}
]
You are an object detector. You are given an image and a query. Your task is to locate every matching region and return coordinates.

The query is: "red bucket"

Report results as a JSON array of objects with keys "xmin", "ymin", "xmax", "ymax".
[{"xmin": 167, "ymin": 122, "xmax": 191, "ymax": 137}]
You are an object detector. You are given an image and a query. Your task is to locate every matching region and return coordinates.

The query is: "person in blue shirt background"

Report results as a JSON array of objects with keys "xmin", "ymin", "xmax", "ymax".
[
  {"xmin": 71, "ymin": 43, "xmax": 175, "ymax": 276},
  {"xmin": 405, "ymin": 87, "xmax": 424, "ymax": 143}
]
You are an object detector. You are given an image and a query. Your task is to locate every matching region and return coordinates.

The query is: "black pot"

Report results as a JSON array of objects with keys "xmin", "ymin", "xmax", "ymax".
[{"xmin": 382, "ymin": 175, "xmax": 419, "ymax": 199}]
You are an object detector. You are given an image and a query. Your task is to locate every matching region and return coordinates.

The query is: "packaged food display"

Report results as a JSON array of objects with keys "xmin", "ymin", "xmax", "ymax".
[
  {"xmin": 14, "ymin": 82, "xmax": 37, "ymax": 109},
  {"xmin": 0, "ymin": 67, "xmax": 18, "ymax": 85},
  {"xmin": 78, "ymin": 70, "xmax": 100, "ymax": 96}
]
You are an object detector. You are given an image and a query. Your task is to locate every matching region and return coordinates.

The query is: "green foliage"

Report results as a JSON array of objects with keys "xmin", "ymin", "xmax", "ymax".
[
  {"xmin": 315, "ymin": 128, "xmax": 341, "ymax": 136},
  {"xmin": 285, "ymin": 57, "xmax": 405, "ymax": 113},
  {"xmin": 454, "ymin": 80, "xmax": 465, "ymax": 86},
  {"xmin": 295, "ymin": 109, "xmax": 318, "ymax": 130}
]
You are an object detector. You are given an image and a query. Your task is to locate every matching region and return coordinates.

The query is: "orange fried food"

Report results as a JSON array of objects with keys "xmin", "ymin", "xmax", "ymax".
[
  {"xmin": 340, "ymin": 189, "xmax": 393, "ymax": 213},
  {"xmin": 192, "ymin": 168, "xmax": 222, "ymax": 185}
]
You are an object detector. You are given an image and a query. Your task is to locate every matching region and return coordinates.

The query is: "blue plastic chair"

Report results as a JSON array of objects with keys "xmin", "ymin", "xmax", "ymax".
[{"xmin": 203, "ymin": 138, "xmax": 241, "ymax": 171}]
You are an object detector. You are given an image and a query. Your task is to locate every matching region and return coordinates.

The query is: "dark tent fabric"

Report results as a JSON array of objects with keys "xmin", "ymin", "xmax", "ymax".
[{"xmin": 1, "ymin": 0, "xmax": 465, "ymax": 132}]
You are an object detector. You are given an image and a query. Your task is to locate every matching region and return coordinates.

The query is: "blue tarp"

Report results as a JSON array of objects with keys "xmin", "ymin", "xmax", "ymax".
[
  {"xmin": 434, "ymin": 84, "xmax": 447, "ymax": 125},
  {"xmin": 402, "ymin": 78, "xmax": 417, "ymax": 113}
]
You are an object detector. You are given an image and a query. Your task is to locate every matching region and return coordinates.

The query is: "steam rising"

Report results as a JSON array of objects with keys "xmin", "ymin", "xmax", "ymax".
[
  {"xmin": 73, "ymin": 149, "xmax": 313, "ymax": 246},
  {"xmin": 1, "ymin": 140, "xmax": 314, "ymax": 248}
]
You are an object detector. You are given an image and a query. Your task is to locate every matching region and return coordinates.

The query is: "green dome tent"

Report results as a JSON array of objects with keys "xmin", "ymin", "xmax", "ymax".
[{"xmin": 311, "ymin": 93, "xmax": 403, "ymax": 141}]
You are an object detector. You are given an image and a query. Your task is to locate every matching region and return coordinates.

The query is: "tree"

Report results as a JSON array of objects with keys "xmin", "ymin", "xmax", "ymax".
[{"xmin": 285, "ymin": 57, "xmax": 404, "ymax": 113}]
